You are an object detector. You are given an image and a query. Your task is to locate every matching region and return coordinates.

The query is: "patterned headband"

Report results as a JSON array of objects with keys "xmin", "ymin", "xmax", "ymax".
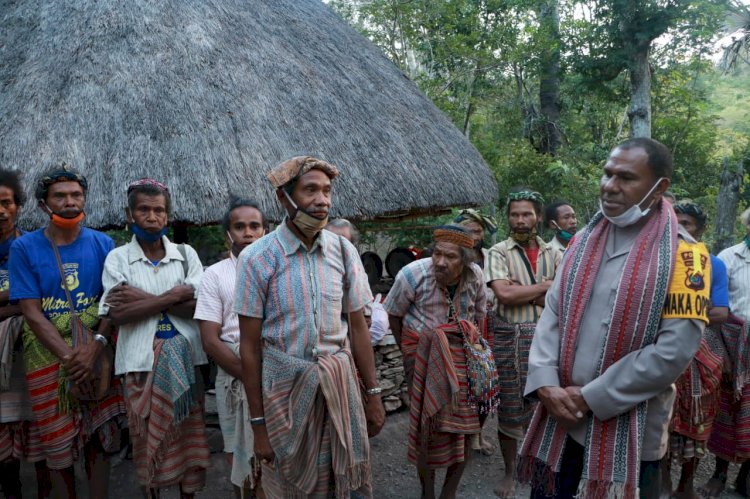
[
  {"xmin": 433, "ymin": 225, "xmax": 475, "ymax": 248},
  {"xmin": 507, "ymin": 190, "xmax": 545, "ymax": 205},
  {"xmin": 673, "ymin": 200, "xmax": 707, "ymax": 227},
  {"xmin": 454, "ymin": 208, "xmax": 498, "ymax": 234},
  {"xmin": 34, "ymin": 163, "xmax": 88, "ymax": 200},
  {"xmin": 127, "ymin": 178, "xmax": 169, "ymax": 194}
]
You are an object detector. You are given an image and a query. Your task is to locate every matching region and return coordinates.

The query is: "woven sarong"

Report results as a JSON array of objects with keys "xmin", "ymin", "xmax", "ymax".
[
  {"xmin": 518, "ymin": 204, "xmax": 678, "ymax": 499},
  {"xmin": 0, "ymin": 316, "xmax": 31, "ymax": 461},
  {"xmin": 407, "ymin": 321, "xmax": 481, "ymax": 469},
  {"xmin": 493, "ymin": 321, "xmax": 536, "ymax": 428},
  {"xmin": 124, "ymin": 334, "xmax": 209, "ymax": 493},
  {"xmin": 261, "ymin": 345, "xmax": 371, "ymax": 499},
  {"xmin": 22, "ymin": 305, "xmax": 126, "ymax": 469}
]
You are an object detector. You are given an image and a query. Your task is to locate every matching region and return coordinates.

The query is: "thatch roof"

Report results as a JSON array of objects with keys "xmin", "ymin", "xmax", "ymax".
[{"xmin": 0, "ymin": 0, "xmax": 497, "ymax": 229}]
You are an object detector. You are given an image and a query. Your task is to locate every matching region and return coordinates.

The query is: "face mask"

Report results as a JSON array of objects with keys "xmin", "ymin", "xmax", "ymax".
[
  {"xmin": 510, "ymin": 226, "xmax": 538, "ymax": 246},
  {"xmin": 551, "ymin": 221, "xmax": 575, "ymax": 244},
  {"xmin": 744, "ymin": 235, "xmax": 750, "ymax": 249},
  {"xmin": 283, "ymin": 190, "xmax": 328, "ymax": 240},
  {"xmin": 130, "ymin": 222, "xmax": 168, "ymax": 243},
  {"xmin": 43, "ymin": 202, "xmax": 85, "ymax": 229},
  {"xmin": 601, "ymin": 178, "xmax": 665, "ymax": 228}
]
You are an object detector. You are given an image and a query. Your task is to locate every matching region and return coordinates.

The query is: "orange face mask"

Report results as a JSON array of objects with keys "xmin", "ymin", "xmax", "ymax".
[{"xmin": 50, "ymin": 211, "xmax": 85, "ymax": 229}]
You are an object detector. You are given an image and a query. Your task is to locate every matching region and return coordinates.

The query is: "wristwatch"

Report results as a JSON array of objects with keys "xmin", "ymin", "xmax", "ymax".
[{"xmin": 93, "ymin": 334, "xmax": 108, "ymax": 347}]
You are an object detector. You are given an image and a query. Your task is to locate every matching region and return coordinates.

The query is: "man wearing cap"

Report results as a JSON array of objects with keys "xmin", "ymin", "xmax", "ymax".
[
  {"xmin": 99, "ymin": 179, "xmax": 209, "ymax": 497},
  {"xmin": 10, "ymin": 164, "xmax": 126, "ymax": 498},
  {"xmin": 486, "ymin": 187, "xmax": 561, "ymax": 498},
  {"xmin": 384, "ymin": 224, "xmax": 489, "ymax": 499},
  {"xmin": 235, "ymin": 156, "xmax": 384, "ymax": 498}
]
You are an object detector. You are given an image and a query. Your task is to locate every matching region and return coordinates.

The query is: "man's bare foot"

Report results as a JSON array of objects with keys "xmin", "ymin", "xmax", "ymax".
[
  {"xmin": 480, "ymin": 436, "xmax": 495, "ymax": 456},
  {"xmin": 699, "ymin": 477, "xmax": 726, "ymax": 499},
  {"xmin": 494, "ymin": 474, "xmax": 516, "ymax": 498}
]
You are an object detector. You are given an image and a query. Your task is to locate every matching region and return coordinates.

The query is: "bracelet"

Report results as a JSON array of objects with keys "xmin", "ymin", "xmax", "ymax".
[
  {"xmin": 93, "ymin": 334, "xmax": 108, "ymax": 347},
  {"xmin": 250, "ymin": 417, "xmax": 266, "ymax": 426},
  {"xmin": 365, "ymin": 387, "xmax": 383, "ymax": 396}
]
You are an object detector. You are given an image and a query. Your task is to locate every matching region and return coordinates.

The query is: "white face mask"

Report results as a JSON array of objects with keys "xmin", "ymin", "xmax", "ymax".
[{"xmin": 601, "ymin": 177, "xmax": 666, "ymax": 228}]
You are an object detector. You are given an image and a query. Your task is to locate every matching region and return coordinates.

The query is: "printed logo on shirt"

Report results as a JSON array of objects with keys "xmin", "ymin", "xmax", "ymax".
[
  {"xmin": 61, "ymin": 263, "xmax": 80, "ymax": 291},
  {"xmin": 662, "ymin": 240, "xmax": 711, "ymax": 323},
  {"xmin": 0, "ymin": 270, "xmax": 8, "ymax": 292}
]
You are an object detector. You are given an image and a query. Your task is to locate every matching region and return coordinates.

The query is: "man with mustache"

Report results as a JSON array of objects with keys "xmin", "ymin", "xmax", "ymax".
[
  {"xmin": 384, "ymin": 224, "xmax": 488, "ymax": 499},
  {"xmin": 544, "ymin": 201, "xmax": 577, "ymax": 256},
  {"xmin": 518, "ymin": 138, "xmax": 708, "ymax": 498},
  {"xmin": 195, "ymin": 197, "xmax": 267, "ymax": 498},
  {"xmin": 10, "ymin": 165, "xmax": 126, "ymax": 498},
  {"xmin": 235, "ymin": 157, "xmax": 384, "ymax": 498},
  {"xmin": 486, "ymin": 188, "xmax": 561, "ymax": 498}
]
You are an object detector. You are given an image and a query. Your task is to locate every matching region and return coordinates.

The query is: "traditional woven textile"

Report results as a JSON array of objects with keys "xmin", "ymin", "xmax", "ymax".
[
  {"xmin": 518, "ymin": 204, "xmax": 678, "ymax": 499},
  {"xmin": 494, "ymin": 321, "xmax": 536, "ymax": 426},
  {"xmin": 0, "ymin": 316, "xmax": 24, "ymax": 391},
  {"xmin": 707, "ymin": 380, "xmax": 750, "ymax": 462},
  {"xmin": 717, "ymin": 314, "xmax": 750, "ymax": 397},
  {"xmin": 225, "ymin": 342, "xmax": 259, "ymax": 489},
  {"xmin": 407, "ymin": 321, "xmax": 481, "ymax": 469},
  {"xmin": 260, "ymin": 345, "xmax": 371, "ymax": 499},
  {"xmin": 670, "ymin": 327, "xmax": 724, "ymax": 450},
  {"xmin": 0, "ymin": 316, "xmax": 31, "ymax": 462},
  {"xmin": 22, "ymin": 304, "xmax": 125, "ymax": 469},
  {"xmin": 124, "ymin": 334, "xmax": 209, "ymax": 492}
]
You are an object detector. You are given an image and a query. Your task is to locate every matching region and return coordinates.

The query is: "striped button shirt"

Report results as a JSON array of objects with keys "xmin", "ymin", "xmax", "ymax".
[
  {"xmin": 100, "ymin": 236, "xmax": 208, "ymax": 375},
  {"xmin": 718, "ymin": 241, "xmax": 750, "ymax": 322},
  {"xmin": 486, "ymin": 236, "xmax": 561, "ymax": 324},
  {"xmin": 234, "ymin": 221, "xmax": 372, "ymax": 361},
  {"xmin": 194, "ymin": 253, "xmax": 240, "ymax": 343},
  {"xmin": 383, "ymin": 258, "xmax": 486, "ymax": 334}
]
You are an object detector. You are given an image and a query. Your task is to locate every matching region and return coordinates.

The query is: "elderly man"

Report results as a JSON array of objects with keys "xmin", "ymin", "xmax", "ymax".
[
  {"xmin": 235, "ymin": 156, "xmax": 385, "ymax": 498},
  {"xmin": 385, "ymin": 224, "xmax": 489, "ymax": 499},
  {"xmin": 703, "ymin": 206, "xmax": 750, "ymax": 498},
  {"xmin": 10, "ymin": 165, "xmax": 126, "ymax": 499},
  {"xmin": 195, "ymin": 197, "xmax": 267, "ymax": 497},
  {"xmin": 100, "ymin": 179, "xmax": 209, "ymax": 497},
  {"xmin": 518, "ymin": 138, "xmax": 708, "ymax": 499},
  {"xmin": 666, "ymin": 201, "xmax": 729, "ymax": 499},
  {"xmin": 544, "ymin": 201, "xmax": 577, "ymax": 256},
  {"xmin": 486, "ymin": 188, "xmax": 560, "ymax": 498},
  {"xmin": 0, "ymin": 169, "xmax": 30, "ymax": 499}
]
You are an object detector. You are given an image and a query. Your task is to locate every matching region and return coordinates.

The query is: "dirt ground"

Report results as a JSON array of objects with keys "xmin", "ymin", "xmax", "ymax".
[{"xmin": 16, "ymin": 405, "xmax": 748, "ymax": 498}]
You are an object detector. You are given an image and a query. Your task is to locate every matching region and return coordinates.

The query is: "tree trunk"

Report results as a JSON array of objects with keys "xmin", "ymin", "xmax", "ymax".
[
  {"xmin": 538, "ymin": 0, "xmax": 561, "ymax": 155},
  {"xmin": 627, "ymin": 45, "xmax": 651, "ymax": 138},
  {"xmin": 713, "ymin": 157, "xmax": 744, "ymax": 254}
]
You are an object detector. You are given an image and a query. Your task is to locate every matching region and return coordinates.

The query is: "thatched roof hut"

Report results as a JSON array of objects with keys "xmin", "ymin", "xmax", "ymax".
[{"xmin": 0, "ymin": 0, "xmax": 497, "ymax": 229}]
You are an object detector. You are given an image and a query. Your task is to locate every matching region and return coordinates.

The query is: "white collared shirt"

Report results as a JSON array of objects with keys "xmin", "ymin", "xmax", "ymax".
[
  {"xmin": 100, "ymin": 235, "xmax": 208, "ymax": 375},
  {"xmin": 718, "ymin": 241, "xmax": 750, "ymax": 322}
]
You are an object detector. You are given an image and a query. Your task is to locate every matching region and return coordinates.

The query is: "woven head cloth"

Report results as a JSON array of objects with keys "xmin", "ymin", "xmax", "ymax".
[
  {"xmin": 433, "ymin": 225, "xmax": 475, "ymax": 249},
  {"xmin": 454, "ymin": 208, "xmax": 497, "ymax": 234},
  {"xmin": 266, "ymin": 156, "xmax": 340, "ymax": 189},
  {"xmin": 673, "ymin": 200, "xmax": 707, "ymax": 228},
  {"xmin": 127, "ymin": 178, "xmax": 170, "ymax": 194},
  {"xmin": 507, "ymin": 190, "xmax": 545, "ymax": 206},
  {"xmin": 35, "ymin": 163, "xmax": 88, "ymax": 200}
]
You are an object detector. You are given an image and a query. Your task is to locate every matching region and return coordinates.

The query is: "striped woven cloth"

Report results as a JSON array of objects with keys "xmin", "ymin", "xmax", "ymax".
[
  {"xmin": 493, "ymin": 321, "xmax": 536, "ymax": 427},
  {"xmin": 125, "ymin": 334, "xmax": 209, "ymax": 493},
  {"xmin": 260, "ymin": 345, "xmax": 371, "ymax": 499},
  {"xmin": 407, "ymin": 322, "xmax": 480, "ymax": 469}
]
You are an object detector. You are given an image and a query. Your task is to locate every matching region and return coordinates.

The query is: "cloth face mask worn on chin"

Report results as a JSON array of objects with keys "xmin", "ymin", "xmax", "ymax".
[
  {"xmin": 282, "ymin": 190, "xmax": 328, "ymax": 239},
  {"xmin": 130, "ymin": 221, "xmax": 168, "ymax": 243},
  {"xmin": 551, "ymin": 221, "xmax": 575, "ymax": 244},
  {"xmin": 601, "ymin": 178, "xmax": 666, "ymax": 228},
  {"xmin": 510, "ymin": 227, "xmax": 538, "ymax": 245},
  {"xmin": 43, "ymin": 203, "xmax": 85, "ymax": 229}
]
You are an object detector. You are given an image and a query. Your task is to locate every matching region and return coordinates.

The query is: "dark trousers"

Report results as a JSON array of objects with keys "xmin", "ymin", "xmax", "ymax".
[{"xmin": 530, "ymin": 437, "xmax": 661, "ymax": 499}]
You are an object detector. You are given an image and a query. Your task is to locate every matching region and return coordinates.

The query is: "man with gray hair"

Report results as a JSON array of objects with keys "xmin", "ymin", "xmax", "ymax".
[{"xmin": 325, "ymin": 218, "xmax": 360, "ymax": 246}]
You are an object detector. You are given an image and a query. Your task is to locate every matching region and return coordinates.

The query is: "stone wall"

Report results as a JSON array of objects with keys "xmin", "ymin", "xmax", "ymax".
[{"xmin": 373, "ymin": 333, "xmax": 409, "ymax": 412}]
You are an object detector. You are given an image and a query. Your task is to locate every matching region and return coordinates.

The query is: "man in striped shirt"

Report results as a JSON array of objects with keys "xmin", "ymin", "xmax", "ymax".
[
  {"xmin": 195, "ymin": 197, "xmax": 267, "ymax": 497},
  {"xmin": 235, "ymin": 157, "xmax": 384, "ymax": 498},
  {"xmin": 486, "ymin": 188, "xmax": 561, "ymax": 498}
]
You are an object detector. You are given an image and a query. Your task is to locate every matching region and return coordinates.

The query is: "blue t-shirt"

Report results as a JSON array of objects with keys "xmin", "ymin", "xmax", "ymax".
[
  {"xmin": 0, "ymin": 230, "xmax": 25, "ymax": 292},
  {"xmin": 9, "ymin": 228, "xmax": 114, "ymax": 320},
  {"xmin": 710, "ymin": 254, "xmax": 729, "ymax": 308}
]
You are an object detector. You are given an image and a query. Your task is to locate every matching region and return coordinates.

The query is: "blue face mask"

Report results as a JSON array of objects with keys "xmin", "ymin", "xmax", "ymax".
[
  {"xmin": 130, "ymin": 223, "xmax": 168, "ymax": 243},
  {"xmin": 744, "ymin": 235, "xmax": 750, "ymax": 249}
]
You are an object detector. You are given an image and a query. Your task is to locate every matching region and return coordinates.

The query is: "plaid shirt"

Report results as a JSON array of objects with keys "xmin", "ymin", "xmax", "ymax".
[
  {"xmin": 234, "ymin": 221, "xmax": 372, "ymax": 360},
  {"xmin": 486, "ymin": 236, "xmax": 560, "ymax": 324}
]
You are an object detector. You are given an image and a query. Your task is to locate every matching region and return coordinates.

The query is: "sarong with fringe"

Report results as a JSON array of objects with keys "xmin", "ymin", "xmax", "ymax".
[
  {"xmin": 22, "ymin": 304, "xmax": 126, "ymax": 469},
  {"xmin": 493, "ymin": 320, "xmax": 536, "ymax": 427},
  {"xmin": 260, "ymin": 345, "xmax": 371, "ymax": 499},
  {"xmin": 407, "ymin": 321, "xmax": 480, "ymax": 469},
  {"xmin": 0, "ymin": 316, "xmax": 31, "ymax": 461},
  {"xmin": 669, "ymin": 326, "xmax": 724, "ymax": 461},
  {"xmin": 124, "ymin": 334, "xmax": 209, "ymax": 493}
]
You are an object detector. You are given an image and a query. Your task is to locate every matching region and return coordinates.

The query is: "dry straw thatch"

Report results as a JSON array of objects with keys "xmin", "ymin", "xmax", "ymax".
[{"xmin": 0, "ymin": 0, "xmax": 497, "ymax": 229}]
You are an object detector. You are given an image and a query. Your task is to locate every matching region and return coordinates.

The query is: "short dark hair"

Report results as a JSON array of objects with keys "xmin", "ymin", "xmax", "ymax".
[
  {"xmin": 221, "ymin": 197, "xmax": 267, "ymax": 232},
  {"xmin": 0, "ymin": 169, "xmax": 26, "ymax": 207},
  {"xmin": 507, "ymin": 186, "xmax": 543, "ymax": 217},
  {"xmin": 673, "ymin": 200, "xmax": 707, "ymax": 229},
  {"xmin": 127, "ymin": 184, "xmax": 171, "ymax": 214},
  {"xmin": 544, "ymin": 201, "xmax": 570, "ymax": 228},
  {"xmin": 616, "ymin": 138, "xmax": 673, "ymax": 180}
]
